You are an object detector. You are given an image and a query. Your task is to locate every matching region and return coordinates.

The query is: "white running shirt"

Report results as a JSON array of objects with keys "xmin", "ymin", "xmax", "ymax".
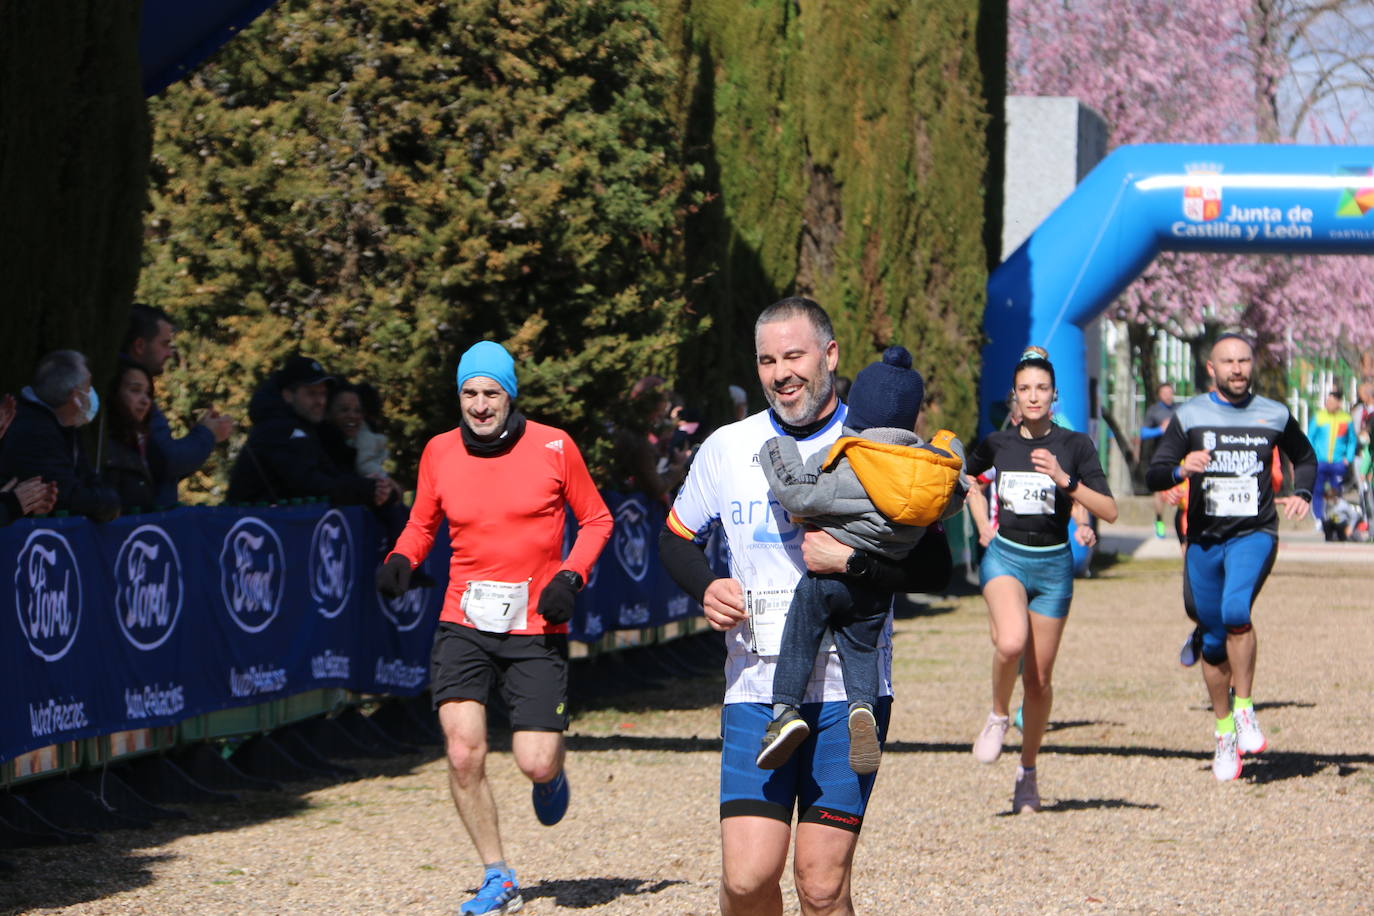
[{"xmin": 668, "ymin": 406, "xmax": 894, "ymax": 704}]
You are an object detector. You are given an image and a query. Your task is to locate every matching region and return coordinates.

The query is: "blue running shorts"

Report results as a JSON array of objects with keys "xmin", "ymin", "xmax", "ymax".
[
  {"xmin": 978, "ymin": 536, "xmax": 1074, "ymax": 618},
  {"xmin": 719, "ymin": 698, "xmax": 891, "ymax": 833},
  {"xmin": 1183, "ymin": 530, "xmax": 1277, "ymax": 664}
]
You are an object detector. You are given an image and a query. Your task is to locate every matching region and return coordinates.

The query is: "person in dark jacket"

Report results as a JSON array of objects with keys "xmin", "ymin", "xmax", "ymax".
[
  {"xmin": 226, "ymin": 355, "xmax": 391, "ymax": 507},
  {"xmin": 0, "ymin": 350, "xmax": 119, "ymax": 522},
  {"xmin": 101, "ymin": 362, "xmax": 157, "ymax": 512},
  {"xmin": 0, "ymin": 393, "xmax": 57, "ymax": 525},
  {"xmin": 122, "ymin": 304, "xmax": 236, "ymax": 507}
]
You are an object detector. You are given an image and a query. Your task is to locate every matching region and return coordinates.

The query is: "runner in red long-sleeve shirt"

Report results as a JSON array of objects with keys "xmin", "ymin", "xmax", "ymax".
[{"xmin": 377, "ymin": 340, "xmax": 612, "ymax": 916}]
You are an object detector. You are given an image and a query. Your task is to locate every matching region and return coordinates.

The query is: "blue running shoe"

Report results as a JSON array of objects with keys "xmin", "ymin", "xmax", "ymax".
[
  {"xmin": 1013, "ymin": 705, "xmax": 1023, "ymax": 731},
  {"xmin": 460, "ymin": 868, "xmax": 522, "ymax": 914},
  {"xmin": 532, "ymin": 770, "xmax": 569, "ymax": 826}
]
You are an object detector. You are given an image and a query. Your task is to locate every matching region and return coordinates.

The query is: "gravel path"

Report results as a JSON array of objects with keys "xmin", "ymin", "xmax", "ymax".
[{"xmin": 6, "ymin": 553, "xmax": 1373, "ymax": 914}]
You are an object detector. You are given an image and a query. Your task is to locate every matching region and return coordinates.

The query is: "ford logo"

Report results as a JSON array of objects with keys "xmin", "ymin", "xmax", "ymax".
[
  {"xmin": 14, "ymin": 529, "xmax": 83, "ymax": 662},
  {"xmin": 613, "ymin": 498, "xmax": 651, "ymax": 583},
  {"xmin": 114, "ymin": 524, "xmax": 183, "ymax": 651},
  {"xmin": 309, "ymin": 509, "xmax": 354, "ymax": 619},
  {"xmin": 218, "ymin": 517, "xmax": 285, "ymax": 633},
  {"xmin": 379, "ymin": 577, "xmax": 432, "ymax": 632}
]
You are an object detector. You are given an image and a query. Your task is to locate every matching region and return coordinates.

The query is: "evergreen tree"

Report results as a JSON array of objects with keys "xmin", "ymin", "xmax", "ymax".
[{"xmin": 140, "ymin": 0, "xmax": 702, "ymax": 495}]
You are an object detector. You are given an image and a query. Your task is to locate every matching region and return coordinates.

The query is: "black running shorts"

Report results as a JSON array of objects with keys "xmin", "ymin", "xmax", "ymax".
[{"xmin": 429, "ymin": 622, "xmax": 570, "ymax": 732}]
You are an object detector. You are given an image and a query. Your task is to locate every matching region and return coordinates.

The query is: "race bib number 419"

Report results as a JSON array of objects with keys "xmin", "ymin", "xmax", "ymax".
[{"xmin": 1204, "ymin": 476, "xmax": 1258, "ymax": 517}]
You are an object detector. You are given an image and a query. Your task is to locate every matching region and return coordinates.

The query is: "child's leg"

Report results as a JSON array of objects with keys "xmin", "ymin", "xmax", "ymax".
[
  {"xmin": 771, "ymin": 574, "xmax": 836, "ymax": 708},
  {"xmin": 828, "ymin": 584, "xmax": 891, "ymax": 711}
]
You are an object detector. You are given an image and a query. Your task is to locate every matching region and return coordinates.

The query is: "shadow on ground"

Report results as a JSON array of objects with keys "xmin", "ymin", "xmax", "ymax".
[{"xmin": 520, "ymin": 876, "xmax": 687, "ymax": 908}]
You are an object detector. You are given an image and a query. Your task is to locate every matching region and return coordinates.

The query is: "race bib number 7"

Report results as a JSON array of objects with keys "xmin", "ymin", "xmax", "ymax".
[
  {"xmin": 998, "ymin": 471, "xmax": 1056, "ymax": 516},
  {"xmin": 461, "ymin": 579, "xmax": 530, "ymax": 633}
]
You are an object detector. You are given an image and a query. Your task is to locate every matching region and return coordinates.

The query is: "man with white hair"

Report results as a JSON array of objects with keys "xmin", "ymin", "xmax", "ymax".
[{"xmin": 0, "ymin": 350, "xmax": 114, "ymax": 521}]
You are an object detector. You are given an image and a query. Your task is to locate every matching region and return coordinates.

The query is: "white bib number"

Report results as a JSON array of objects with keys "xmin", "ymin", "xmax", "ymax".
[
  {"xmin": 743, "ymin": 585, "xmax": 792, "ymax": 656},
  {"xmin": 461, "ymin": 579, "xmax": 529, "ymax": 633},
  {"xmin": 998, "ymin": 471, "xmax": 1056, "ymax": 516},
  {"xmin": 1204, "ymin": 476, "xmax": 1258, "ymax": 517}
]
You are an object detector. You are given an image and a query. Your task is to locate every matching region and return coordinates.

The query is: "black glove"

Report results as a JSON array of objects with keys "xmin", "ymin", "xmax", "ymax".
[
  {"xmin": 376, "ymin": 554, "xmax": 413, "ymax": 598},
  {"xmin": 537, "ymin": 570, "xmax": 582, "ymax": 625}
]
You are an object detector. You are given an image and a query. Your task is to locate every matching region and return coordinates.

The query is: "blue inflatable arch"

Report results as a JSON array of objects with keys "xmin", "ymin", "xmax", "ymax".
[{"xmin": 979, "ymin": 144, "xmax": 1374, "ymax": 437}]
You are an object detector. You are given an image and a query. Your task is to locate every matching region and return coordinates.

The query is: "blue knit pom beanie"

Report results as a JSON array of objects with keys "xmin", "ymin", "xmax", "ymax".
[
  {"xmin": 456, "ymin": 341, "xmax": 518, "ymax": 398},
  {"xmin": 845, "ymin": 345, "xmax": 924, "ymax": 432}
]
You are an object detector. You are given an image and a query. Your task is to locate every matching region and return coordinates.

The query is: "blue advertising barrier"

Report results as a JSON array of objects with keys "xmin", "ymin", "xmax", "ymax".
[{"xmin": 2, "ymin": 495, "xmax": 718, "ymax": 764}]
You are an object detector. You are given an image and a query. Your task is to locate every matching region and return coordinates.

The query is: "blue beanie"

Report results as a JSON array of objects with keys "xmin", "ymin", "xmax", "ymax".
[
  {"xmin": 845, "ymin": 345, "xmax": 924, "ymax": 432},
  {"xmin": 456, "ymin": 340, "xmax": 518, "ymax": 398}
]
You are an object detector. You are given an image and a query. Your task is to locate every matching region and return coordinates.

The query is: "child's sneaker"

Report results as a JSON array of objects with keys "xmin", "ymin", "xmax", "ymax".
[
  {"xmin": 972, "ymin": 712, "xmax": 1009, "ymax": 764},
  {"xmin": 756, "ymin": 707, "xmax": 810, "ymax": 769},
  {"xmin": 1233, "ymin": 705, "xmax": 1268, "ymax": 755},
  {"xmin": 847, "ymin": 704, "xmax": 881, "ymax": 775},
  {"xmin": 461, "ymin": 868, "xmax": 523, "ymax": 914},
  {"xmin": 1212, "ymin": 731, "xmax": 1242, "ymax": 781}
]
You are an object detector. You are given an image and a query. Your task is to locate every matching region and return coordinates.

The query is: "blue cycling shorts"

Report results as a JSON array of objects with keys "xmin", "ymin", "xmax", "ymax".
[
  {"xmin": 979, "ymin": 536, "xmax": 1074, "ymax": 618},
  {"xmin": 719, "ymin": 698, "xmax": 891, "ymax": 833}
]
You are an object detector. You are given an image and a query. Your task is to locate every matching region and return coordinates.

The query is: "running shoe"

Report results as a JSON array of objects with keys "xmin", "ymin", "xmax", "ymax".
[
  {"xmin": 1178, "ymin": 627, "xmax": 1203, "ymax": 667},
  {"xmin": 1154, "ymin": 519, "xmax": 1167, "ymax": 539},
  {"xmin": 756, "ymin": 706, "xmax": 810, "ymax": 769},
  {"xmin": 972, "ymin": 712, "xmax": 1010, "ymax": 764},
  {"xmin": 532, "ymin": 770, "xmax": 569, "ymax": 826},
  {"xmin": 461, "ymin": 868, "xmax": 523, "ymax": 915},
  {"xmin": 1233, "ymin": 705, "xmax": 1268, "ymax": 755},
  {"xmin": 1212, "ymin": 731, "xmax": 1242, "ymax": 781},
  {"xmin": 1012, "ymin": 767, "xmax": 1040, "ymax": 813},
  {"xmin": 1013, "ymin": 705, "xmax": 1023, "ymax": 731},
  {"xmin": 847, "ymin": 704, "xmax": 881, "ymax": 775}
]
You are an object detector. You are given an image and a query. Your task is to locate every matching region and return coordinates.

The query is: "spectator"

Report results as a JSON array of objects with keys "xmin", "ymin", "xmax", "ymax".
[
  {"xmin": 1140, "ymin": 382, "xmax": 1177, "ymax": 538},
  {"xmin": 1306, "ymin": 389, "xmax": 1359, "ymax": 528},
  {"xmin": 611, "ymin": 375, "xmax": 689, "ymax": 505},
  {"xmin": 352, "ymin": 382, "xmax": 392, "ymax": 478},
  {"xmin": 226, "ymin": 355, "xmax": 391, "ymax": 508},
  {"xmin": 101, "ymin": 362, "xmax": 156, "ymax": 512},
  {"xmin": 323, "ymin": 382, "xmax": 402, "ymax": 503},
  {"xmin": 121, "ymin": 304, "xmax": 236, "ymax": 506},
  {"xmin": 0, "ymin": 393, "xmax": 57, "ymax": 525},
  {"xmin": 834, "ymin": 374, "xmax": 852, "ymax": 403},
  {"xmin": 727, "ymin": 383, "xmax": 749, "ymax": 422},
  {"xmin": 0, "ymin": 350, "xmax": 118, "ymax": 522}
]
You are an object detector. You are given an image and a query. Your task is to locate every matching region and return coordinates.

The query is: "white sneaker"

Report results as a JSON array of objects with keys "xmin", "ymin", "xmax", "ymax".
[
  {"xmin": 1212, "ymin": 731, "xmax": 1242, "ymax": 781},
  {"xmin": 972, "ymin": 713, "xmax": 1009, "ymax": 764},
  {"xmin": 1012, "ymin": 767, "xmax": 1040, "ymax": 813},
  {"xmin": 1234, "ymin": 705, "xmax": 1268, "ymax": 755}
]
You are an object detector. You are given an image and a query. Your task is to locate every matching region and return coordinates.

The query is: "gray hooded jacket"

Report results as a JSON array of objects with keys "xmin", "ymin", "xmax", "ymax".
[{"xmin": 759, "ymin": 425, "xmax": 967, "ymax": 560}]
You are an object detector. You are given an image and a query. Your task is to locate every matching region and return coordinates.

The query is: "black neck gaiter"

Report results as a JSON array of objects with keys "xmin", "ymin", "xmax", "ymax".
[
  {"xmin": 461, "ymin": 410, "xmax": 527, "ymax": 457},
  {"xmin": 770, "ymin": 406, "xmax": 838, "ymax": 440}
]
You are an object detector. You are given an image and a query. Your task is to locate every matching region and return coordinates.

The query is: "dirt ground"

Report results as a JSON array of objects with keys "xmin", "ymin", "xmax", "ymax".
[{"xmin": 5, "ymin": 551, "xmax": 1373, "ymax": 914}]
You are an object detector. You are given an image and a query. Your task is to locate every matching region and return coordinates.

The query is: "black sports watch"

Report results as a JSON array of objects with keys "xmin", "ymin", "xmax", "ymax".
[
  {"xmin": 1062, "ymin": 473, "xmax": 1080, "ymax": 493},
  {"xmin": 554, "ymin": 569, "xmax": 584, "ymax": 591},
  {"xmin": 845, "ymin": 549, "xmax": 874, "ymax": 579}
]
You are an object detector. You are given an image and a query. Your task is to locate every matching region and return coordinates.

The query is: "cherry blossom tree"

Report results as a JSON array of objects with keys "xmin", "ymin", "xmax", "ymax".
[{"xmin": 1008, "ymin": 0, "xmax": 1374, "ymax": 381}]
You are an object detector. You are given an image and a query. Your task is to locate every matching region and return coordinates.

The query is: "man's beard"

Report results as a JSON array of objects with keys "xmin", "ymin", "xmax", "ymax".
[{"xmin": 763, "ymin": 372, "xmax": 835, "ymax": 426}]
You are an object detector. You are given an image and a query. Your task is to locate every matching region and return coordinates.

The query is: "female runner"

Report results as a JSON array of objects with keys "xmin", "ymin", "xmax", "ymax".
[{"xmin": 963, "ymin": 347, "xmax": 1117, "ymax": 812}]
